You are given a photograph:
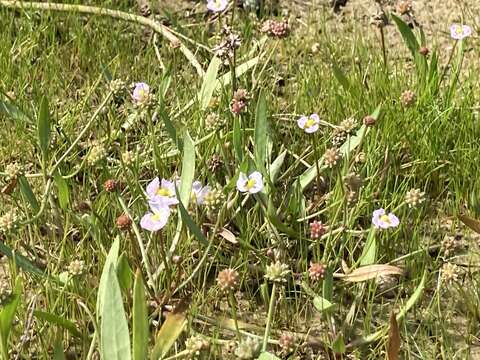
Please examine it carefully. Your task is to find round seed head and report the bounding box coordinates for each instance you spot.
[217,268,240,292]
[116,214,132,231]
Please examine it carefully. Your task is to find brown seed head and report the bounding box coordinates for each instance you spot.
[116,214,132,231]
[103,179,118,192]
[217,268,240,292]
[363,115,376,127]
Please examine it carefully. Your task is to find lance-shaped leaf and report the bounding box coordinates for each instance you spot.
[199,56,221,110]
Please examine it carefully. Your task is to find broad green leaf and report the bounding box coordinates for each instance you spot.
[331,333,346,354]
[117,253,133,292]
[96,237,120,321]
[38,96,51,160]
[133,271,149,360]
[0,96,32,124]
[391,14,419,57]
[359,229,377,266]
[0,278,22,359]
[322,267,333,301]
[100,264,131,360]
[179,131,195,207]
[269,150,286,184]
[313,296,335,312]
[258,352,281,360]
[0,241,45,278]
[33,310,83,338]
[216,56,259,90]
[199,56,222,110]
[233,116,243,162]
[254,91,270,172]
[18,175,40,213]
[53,171,69,210]
[151,302,187,359]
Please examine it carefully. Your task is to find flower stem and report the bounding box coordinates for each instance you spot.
[229,292,241,339]
[262,283,277,352]
[311,135,322,198]
[439,40,458,88]
[379,26,387,69]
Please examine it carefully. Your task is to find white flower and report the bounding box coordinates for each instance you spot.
[236,171,263,194]
[297,113,320,133]
[191,181,211,205]
[207,0,228,12]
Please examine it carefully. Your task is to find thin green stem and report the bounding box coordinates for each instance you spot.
[262,282,277,352]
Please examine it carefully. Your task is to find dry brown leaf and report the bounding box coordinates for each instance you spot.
[334,264,404,282]
[387,311,401,360]
[458,214,480,234]
[1,178,17,195]
[218,227,238,244]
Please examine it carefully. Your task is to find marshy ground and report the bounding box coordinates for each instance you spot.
[0,0,479,359]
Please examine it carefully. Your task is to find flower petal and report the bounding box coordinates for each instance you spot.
[305,124,319,133]
[388,213,400,227]
[297,116,308,129]
[146,177,160,198]
[236,172,249,192]
[310,113,320,122]
[140,212,162,232]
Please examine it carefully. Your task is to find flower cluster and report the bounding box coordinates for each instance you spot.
[230,89,250,115]
[213,26,241,64]
[260,19,290,38]
[140,178,211,232]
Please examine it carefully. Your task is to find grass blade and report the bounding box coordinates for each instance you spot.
[254,91,271,172]
[100,263,131,360]
[0,241,45,278]
[199,56,222,110]
[33,310,83,338]
[133,270,149,360]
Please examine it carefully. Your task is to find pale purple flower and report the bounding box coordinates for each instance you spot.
[450,24,472,40]
[191,181,211,205]
[207,0,228,12]
[372,208,399,229]
[146,177,179,206]
[140,202,170,232]
[297,113,320,133]
[132,82,150,103]
[236,171,263,194]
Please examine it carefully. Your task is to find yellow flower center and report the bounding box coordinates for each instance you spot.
[380,214,391,224]
[246,179,256,190]
[305,118,316,128]
[156,188,171,197]
[151,213,161,221]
